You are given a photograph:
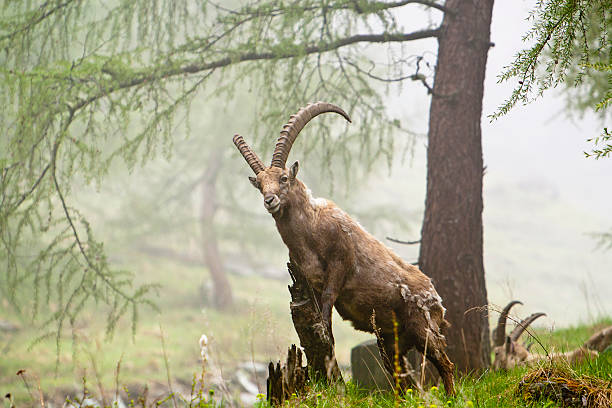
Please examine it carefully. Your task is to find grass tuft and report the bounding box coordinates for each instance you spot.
[518,363,612,407]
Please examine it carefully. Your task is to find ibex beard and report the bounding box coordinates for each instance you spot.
[233,102,455,395]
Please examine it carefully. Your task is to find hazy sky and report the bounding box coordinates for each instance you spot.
[482,1,611,325]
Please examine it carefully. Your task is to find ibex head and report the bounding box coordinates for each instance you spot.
[233,102,351,217]
[492,300,546,370]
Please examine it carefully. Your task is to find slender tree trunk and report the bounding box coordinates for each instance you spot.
[201,152,233,310]
[418,0,494,373]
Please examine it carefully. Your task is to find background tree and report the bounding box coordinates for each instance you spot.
[1,0,494,372]
[418,0,494,373]
[84,94,415,311]
[494,0,610,158]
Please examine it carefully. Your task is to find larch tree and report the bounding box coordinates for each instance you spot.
[1,0,495,372]
[419,0,494,373]
[494,0,610,159]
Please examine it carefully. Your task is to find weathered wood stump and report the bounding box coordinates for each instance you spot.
[287,261,342,382]
[267,345,308,405]
[266,262,342,405]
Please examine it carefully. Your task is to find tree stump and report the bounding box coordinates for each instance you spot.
[267,262,342,405]
[287,261,342,382]
[266,344,308,405]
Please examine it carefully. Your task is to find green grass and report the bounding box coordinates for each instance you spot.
[253,351,612,408]
[1,257,611,407]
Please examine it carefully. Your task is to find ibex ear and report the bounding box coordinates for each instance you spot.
[248,176,259,189]
[290,161,299,180]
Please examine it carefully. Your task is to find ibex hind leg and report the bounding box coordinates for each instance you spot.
[412,333,455,396]
[376,332,419,392]
[402,311,455,396]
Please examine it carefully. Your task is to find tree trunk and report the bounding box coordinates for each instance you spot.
[418,0,494,373]
[201,152,233,310]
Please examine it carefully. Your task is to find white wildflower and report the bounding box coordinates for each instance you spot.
[199,334,209,362]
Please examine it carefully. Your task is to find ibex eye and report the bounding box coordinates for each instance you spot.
[280,176,288,183]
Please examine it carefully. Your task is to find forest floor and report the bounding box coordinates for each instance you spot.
[1,258,611,407]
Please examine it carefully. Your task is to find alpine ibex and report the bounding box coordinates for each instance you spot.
[233,102,455,394]
[492,301,610,370]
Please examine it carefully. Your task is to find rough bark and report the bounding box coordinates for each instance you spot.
[266,344,309,405]
[287,262,342,382]
[418,0,494,373]
[201,152,233,310]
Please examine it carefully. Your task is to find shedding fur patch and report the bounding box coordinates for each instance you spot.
[400,284,411,300]
[330,207,367,234]
[397,283,447,335]
[398,284,442,311]
[306,188,327,209]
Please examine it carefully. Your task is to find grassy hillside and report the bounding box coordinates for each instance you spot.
[1,257,611,407]
[0,259,370,406]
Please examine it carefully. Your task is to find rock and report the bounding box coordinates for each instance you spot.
[237,361,268,376]
[113,397,127,408]
[64,398,99,408]
[0,320,19,332]
[234,369,259,394]
[240,392,257,406]
[350,339,393,391]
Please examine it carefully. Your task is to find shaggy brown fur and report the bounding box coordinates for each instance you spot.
[233,102,455,394]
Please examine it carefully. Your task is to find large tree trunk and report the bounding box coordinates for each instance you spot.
[418,0,494,373]
[201,152,233,310]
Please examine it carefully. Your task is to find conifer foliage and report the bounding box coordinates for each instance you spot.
[494,0,610,121]
[0,0,442,344]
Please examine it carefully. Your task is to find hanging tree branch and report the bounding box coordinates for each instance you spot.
[492,0,609,120]
[0,0,446,340]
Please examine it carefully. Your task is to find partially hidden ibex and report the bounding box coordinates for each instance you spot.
[233,102,455,394]
[492,301,611,370]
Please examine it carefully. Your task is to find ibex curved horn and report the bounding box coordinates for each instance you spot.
[493,300,523,347]
[233,134,265,175]
[509,312,546,342]
[270,102,351,169]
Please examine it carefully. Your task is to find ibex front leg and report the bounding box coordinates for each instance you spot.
[319,257,349,345]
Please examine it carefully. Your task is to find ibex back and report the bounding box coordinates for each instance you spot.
[233,102,455,394]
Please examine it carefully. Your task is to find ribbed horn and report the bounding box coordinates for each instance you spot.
[493,300,523,347]
[233,134,265,175]
[270,102,351,168]
[510,312,546,342]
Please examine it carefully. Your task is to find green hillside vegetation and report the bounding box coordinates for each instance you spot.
[260,355,612,408]
[1,257,611,407]
[0,258,369,406]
